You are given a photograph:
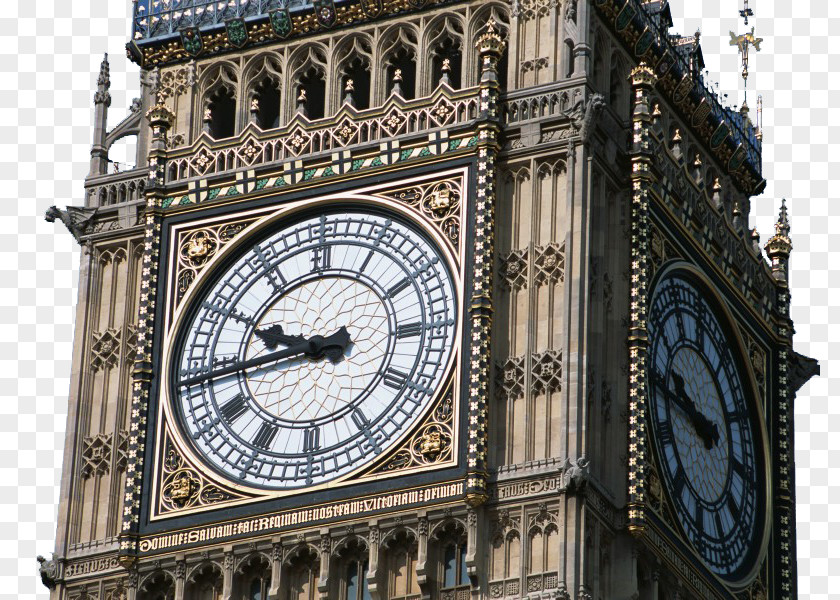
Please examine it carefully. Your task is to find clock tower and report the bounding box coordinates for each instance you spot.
[42,0,817,599]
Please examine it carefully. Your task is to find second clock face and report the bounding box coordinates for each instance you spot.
[648,272,764,582]
[172,210,458,489]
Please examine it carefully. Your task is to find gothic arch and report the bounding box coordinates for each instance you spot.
[378,529,419,600]
[536,158,568,179]
[283,544,320,600]
[233,553,271,600]
[137,570,175,600]
[243,53,284,130]
[332,34,374,111]
[329,536,370,600]
[592,35,610,95]
[198,62,240,140]
[467,5,510,87]
[423,14,466,93]
[377,24,420,102]
[287,44,329,120]
[185,562,224,600]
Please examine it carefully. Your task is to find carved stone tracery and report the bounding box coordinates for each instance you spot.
[369,390,455,474]
[500,248,528,290]
[174,217,258,306]
[532,350,562,394]
[375,175,463,248]
[158,426,254,515]
[534,242,565,286]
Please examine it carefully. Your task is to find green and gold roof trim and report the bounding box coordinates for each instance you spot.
[127,0,458,68]
[158,131,478,210]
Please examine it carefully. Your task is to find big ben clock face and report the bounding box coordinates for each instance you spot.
[647,271,765,582]
[170,209,458,490]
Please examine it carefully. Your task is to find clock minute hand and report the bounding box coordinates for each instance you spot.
[179,326,353,387]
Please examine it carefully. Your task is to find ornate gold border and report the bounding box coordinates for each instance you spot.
[149,167,468,520]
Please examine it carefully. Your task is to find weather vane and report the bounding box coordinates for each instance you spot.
[729,26,763,103]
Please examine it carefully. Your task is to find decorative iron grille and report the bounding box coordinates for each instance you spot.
[132,0,312,41]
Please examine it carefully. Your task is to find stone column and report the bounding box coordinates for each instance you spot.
[365,524,381,600]
[222,547,234,600]
[268,540,283,600]
[415,515,429,594]
[174,557,186,600]
[318,530,331,599]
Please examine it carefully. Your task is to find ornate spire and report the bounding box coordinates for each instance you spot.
[775,197,790,238]
[94,53,111,106]
[764,199,792,285]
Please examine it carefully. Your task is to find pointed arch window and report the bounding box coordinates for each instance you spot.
[431,38,462,89]
[205,86,236,139]
[251,76,281,130]
[341,58,371,110]
[345,559,371,600]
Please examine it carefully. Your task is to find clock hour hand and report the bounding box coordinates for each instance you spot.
[655,372,720,450]
[180,326,353,386]
[670,373,720,450]
[254,324,305,350]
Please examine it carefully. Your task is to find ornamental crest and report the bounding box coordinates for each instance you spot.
[179,27,203,57]
[225,18,248,48]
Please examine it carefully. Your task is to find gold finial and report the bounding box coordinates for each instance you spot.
[297,88,307,102]
[475,17,506,56]
[764,199,792,284]
[671,128,682,143]
[629,61,656,87]
[693,153,702,167]
[392,69,403,83]
[344,78,354,92]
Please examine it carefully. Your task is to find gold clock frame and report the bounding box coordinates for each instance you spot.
[148,168,469,520]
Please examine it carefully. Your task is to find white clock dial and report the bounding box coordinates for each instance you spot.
[173,210,458,489]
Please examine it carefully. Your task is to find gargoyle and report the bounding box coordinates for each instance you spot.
[45,205,98,244]
[576,94,606,143]
[36,554,59,589]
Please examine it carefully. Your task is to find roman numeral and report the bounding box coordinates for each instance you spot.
[727,495,740,519]
[397,322,422,339]
[311,245,331,271]
[359,250,374,273]
[386,277,411,299]
[714,512,725,538]
[672,466,687,496]
[656,419,674,446]
[351,408,370,430]
[302,428,320,453]
[383,367,409,389]
[252,422,278,450]
[219,393,248,424]
[695,504,705,531]
[252,245,286,293]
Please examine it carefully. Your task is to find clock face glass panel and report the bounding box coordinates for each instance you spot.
[171,210,458,490]
[648,273,763,581]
